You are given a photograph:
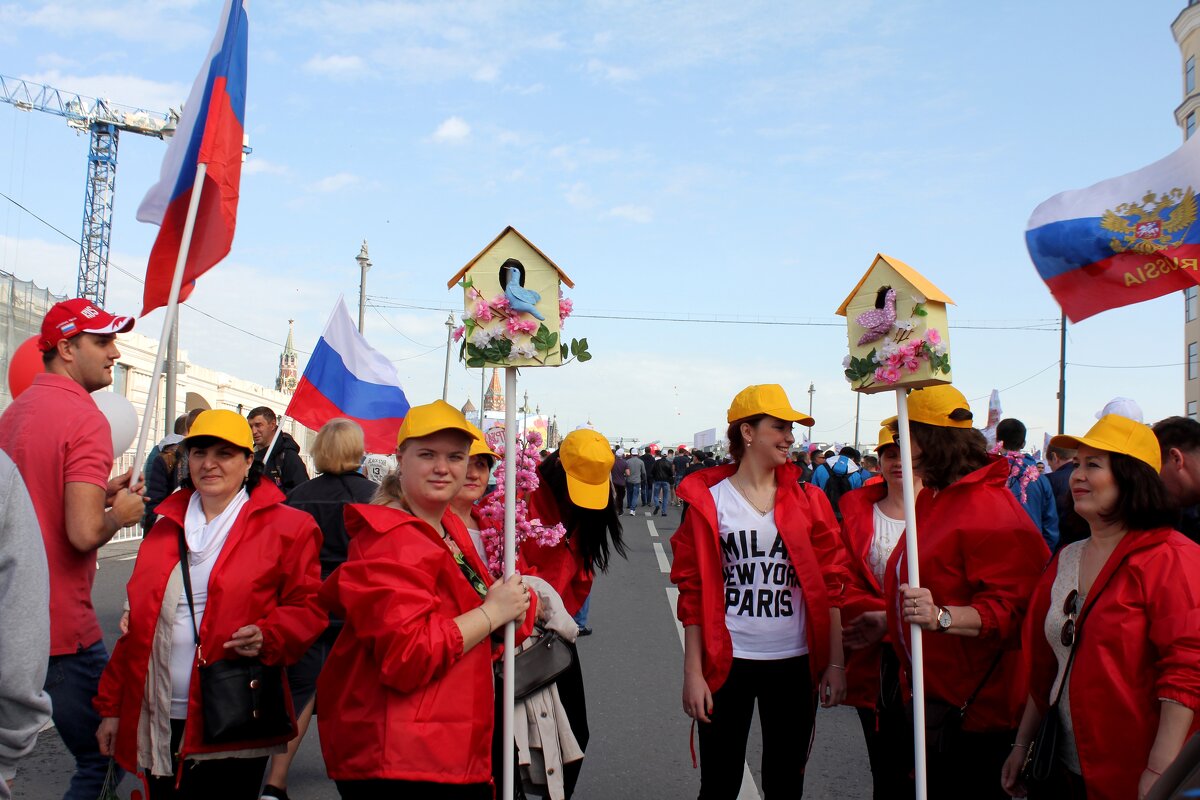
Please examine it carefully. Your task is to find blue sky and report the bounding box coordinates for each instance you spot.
[0,0,1194,450]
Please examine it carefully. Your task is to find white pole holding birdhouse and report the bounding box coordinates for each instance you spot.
[895,388,929,800]
[502,366,518,799]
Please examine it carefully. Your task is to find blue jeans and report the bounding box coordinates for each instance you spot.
[573,594,591,628]
[626,483,642,510]
[45,640,123,800]
[652,481,670,513]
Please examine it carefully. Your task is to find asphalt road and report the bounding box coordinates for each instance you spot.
[16,501,872,800]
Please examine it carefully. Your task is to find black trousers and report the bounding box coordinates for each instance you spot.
[855,648,915,799]
[697,656,814,800]
[335,780,491,799]
[926,727,1013,800]
[144,719,268,800]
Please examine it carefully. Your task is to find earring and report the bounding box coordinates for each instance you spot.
[745,440,752,448]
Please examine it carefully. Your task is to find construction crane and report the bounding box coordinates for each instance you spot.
[0,74,178,307]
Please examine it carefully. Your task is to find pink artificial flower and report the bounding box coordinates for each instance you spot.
[874,365,902,384]
[886,351,904,369]
[925,328,942,346]
[559,295,574,326]
[467,287,481,301]
[491,293,510,311]
[506,317,538,335]
[473,301,493,323]
[452,325,465,342]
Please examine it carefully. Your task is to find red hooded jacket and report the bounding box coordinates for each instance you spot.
[94,482,325,772]
[317,504,531,784]
[1023,527,1200,800]
[837,481,895,709]
[670,462,848,691]
[884,457,1049,732]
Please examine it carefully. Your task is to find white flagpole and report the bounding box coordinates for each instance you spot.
[502,366,518,799]
[895,388,928,800]
[261,424,282,465]
[130,163,209,484]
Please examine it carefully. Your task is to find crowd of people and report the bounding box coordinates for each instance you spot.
[5,297,1200,800]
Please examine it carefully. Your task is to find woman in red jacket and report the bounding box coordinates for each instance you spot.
[1000,414,1200,800]
[94,410,326,799]
[316,400,531,799]
[838,423,918,798]
[884,385,1048,800]
[670,384,849,799]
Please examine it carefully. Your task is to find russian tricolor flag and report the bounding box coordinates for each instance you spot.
[137,0,248,317]
[286,299,410,454]
[1026,133,1200,323]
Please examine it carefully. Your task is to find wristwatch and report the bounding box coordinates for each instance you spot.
[936,606,953,631]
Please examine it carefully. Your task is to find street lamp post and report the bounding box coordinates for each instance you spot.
[807,382,816,446]
[442,312,456,402]
[355,240,371,334]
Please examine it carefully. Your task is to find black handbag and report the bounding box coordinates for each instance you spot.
[1022,556,1121,785]
[502,628,575,700]
[923,650,1004,755]
[178,531,293,744]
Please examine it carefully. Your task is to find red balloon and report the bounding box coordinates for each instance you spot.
[8,336,42,399]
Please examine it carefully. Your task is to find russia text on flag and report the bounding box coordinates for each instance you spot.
[286,299,410,454]
[1026,132,1200,323]
[137,0,248,317]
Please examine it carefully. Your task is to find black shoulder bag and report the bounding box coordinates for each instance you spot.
[178,530,293,744]
[924,649,1005,754]
[1022,565,1116,785]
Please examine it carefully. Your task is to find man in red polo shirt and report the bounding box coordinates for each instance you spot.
[0,298,145,800]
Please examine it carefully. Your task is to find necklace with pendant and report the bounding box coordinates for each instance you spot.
[732,476,774,515]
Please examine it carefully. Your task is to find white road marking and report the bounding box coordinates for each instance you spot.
[652,542,671,574]
[665,588,761,799]
[646,519,658,537]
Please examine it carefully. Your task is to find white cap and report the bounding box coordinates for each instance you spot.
[157,433,185,448]
[1095,397,1143,423]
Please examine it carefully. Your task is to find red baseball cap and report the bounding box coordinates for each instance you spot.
[38,298,134,352]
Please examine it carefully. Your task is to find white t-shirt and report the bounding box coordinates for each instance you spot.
[467,526,488,564]
[869,503,906,584]
[710,479,808,660]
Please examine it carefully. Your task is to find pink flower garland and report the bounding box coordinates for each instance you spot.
[477,428,566,575]
[994,447,1039,504]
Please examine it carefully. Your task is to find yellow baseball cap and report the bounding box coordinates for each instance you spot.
[465,421,499,461]
[559,429,615,510]
[727,384,814,426]
[1049,414,1161,472]
[877,424,897,451]
[906,385,974,429]
[184,409,255,452]
[396,400,480,448]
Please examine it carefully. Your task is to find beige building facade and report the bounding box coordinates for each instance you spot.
[1174,1,1200,419]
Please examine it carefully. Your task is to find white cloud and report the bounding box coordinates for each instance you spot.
[431,116,471,144]
[586,58,637,83]
[3,2,208,44]
[242,158,289,177]
[310,172,360,192]
[304,54,368,79]
[17,70,187,116]
[473,64,499,82]
[607,205,654,224]
[564,182,595,209]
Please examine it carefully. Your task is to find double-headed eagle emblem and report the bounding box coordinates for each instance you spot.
[1100,187,1196,255]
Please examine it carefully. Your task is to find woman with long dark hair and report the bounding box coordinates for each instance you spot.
[670,384,849,799]
[95,410,325,799]
[837,424,918,798]
[884,385,1048,800]
[1000,414,1200,800]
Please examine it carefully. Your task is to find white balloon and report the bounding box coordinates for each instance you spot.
[91,391,139,455]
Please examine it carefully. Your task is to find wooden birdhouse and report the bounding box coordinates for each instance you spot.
[449,226,584,369]
[836,254,954,394]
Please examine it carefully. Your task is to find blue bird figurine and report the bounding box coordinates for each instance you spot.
[503,263,544,320]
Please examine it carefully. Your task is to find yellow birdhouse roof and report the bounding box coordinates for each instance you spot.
[835,253,954,316]
[447,225,576,289]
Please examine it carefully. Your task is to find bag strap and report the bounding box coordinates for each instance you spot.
[960,649,1005,713]
[176,529,203,661]
[1048,548,1125,707]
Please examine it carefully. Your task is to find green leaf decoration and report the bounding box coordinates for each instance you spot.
[560,344,569,360]
[546,331,558,350]
[496,338,513,357]
[578,352,592,362]
[914,303,928,317]
[467,355,486,368]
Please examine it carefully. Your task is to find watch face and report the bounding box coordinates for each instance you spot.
[938,608,952,629]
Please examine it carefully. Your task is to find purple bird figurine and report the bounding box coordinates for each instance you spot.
[855,286,896,345]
